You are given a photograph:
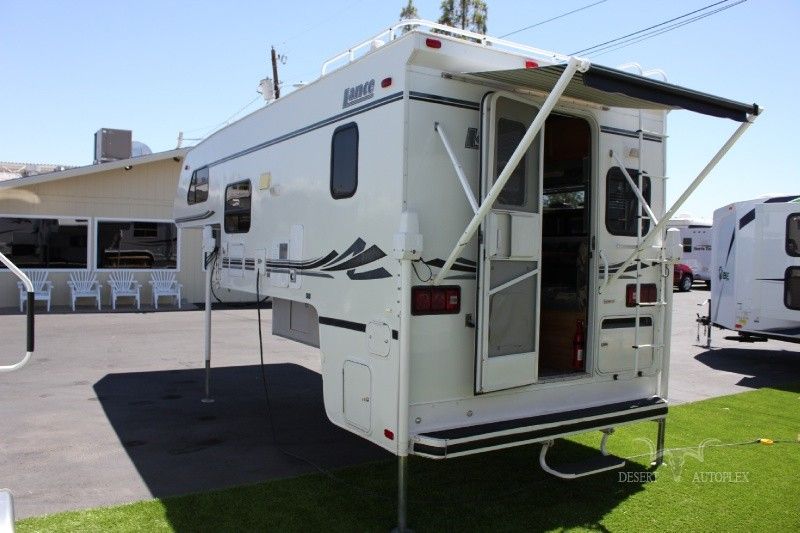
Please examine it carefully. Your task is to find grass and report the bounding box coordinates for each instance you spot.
[18,384,800,532]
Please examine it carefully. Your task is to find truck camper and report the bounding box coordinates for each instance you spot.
[707,195,800,344]
[173,19,760,528]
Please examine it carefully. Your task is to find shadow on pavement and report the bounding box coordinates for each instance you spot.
[695,347,800,391]
[93,363,390,499]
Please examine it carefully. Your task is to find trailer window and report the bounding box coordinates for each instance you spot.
[187,167,209,205]
[683,238,692,253]
[330,123,358,199]
[787,213,800,257]
[0,216,89,269]
[786,267,800,310]
[96,220,178,269]
[495,118,527,206]
[224,180,251,233]
[605,167,651,236]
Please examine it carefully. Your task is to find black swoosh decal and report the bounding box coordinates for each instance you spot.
[323,245,386,271]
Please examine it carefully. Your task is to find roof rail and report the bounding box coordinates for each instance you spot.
[320,18,570,76]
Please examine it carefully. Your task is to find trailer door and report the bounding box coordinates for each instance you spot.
[476,93,542,393]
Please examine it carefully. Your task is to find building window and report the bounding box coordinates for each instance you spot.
[96,220,178,269]
[495,118,527,206]
[187,167,209,205]
[0,216,88,269]
[787,213,800,257]
[786,267,800,310]
[683,237,692,253]
[224,180,251,233]
[606,167,651,236]
[330,122,358,199]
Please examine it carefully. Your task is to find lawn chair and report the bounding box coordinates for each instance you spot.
[67,270,102,311]
[18,270,53,312]
[149,270,182,309]
[107,271,141,310]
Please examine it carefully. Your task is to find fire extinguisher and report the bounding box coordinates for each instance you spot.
[572,319,585,370]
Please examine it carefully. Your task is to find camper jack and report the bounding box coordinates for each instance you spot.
[174,19,759,530]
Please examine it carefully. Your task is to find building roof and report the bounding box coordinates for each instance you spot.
[0,161,76,182]
[0,148,189,190]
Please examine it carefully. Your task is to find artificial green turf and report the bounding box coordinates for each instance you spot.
[18,384,800,532]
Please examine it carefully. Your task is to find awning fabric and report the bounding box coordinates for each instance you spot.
[465,64,759,122]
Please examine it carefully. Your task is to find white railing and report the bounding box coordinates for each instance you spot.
[0,252,34,372]
[321,18,570,76]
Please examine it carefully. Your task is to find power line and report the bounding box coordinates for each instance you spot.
[571,0,742,56]
[500,0,609,39]
[587,1,746,58]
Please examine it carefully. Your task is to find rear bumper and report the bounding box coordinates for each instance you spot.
[411,396,667,459]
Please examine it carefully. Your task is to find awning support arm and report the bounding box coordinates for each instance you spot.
[599,112,759,293]
[433,56,589,285]
[434,122,479,214]
[610,150,659,226]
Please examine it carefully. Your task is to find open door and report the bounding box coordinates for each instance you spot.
[476,93,543,393]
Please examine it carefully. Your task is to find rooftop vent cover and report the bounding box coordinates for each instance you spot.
[94,128,132,164]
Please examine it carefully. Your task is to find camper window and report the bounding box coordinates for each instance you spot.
[224,180,252,233]
[0,216,89,270]
[786,213,800,257]
[187,167,209,205]
[96,219,178,269]
[605,167,651,236]
[496,118,527,206]
[330,122,358,199]
[683,238,692,253]
[785,267,800,310]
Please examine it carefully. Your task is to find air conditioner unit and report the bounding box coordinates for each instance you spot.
[94,128,132,164]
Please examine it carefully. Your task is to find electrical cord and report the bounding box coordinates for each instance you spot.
[411,257,433,283]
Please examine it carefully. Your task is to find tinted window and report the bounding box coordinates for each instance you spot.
[224,180,251,233]
[683,237,692,253]
[97,220,177,269]
[786,267,800,310]
[330,123,358,199]
[495,118,527,206]
[787,213,800,257]
[0,217,88,269]
[606,167,651,236]
[187,167,209,205]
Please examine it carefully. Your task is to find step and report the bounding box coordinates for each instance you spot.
[539,440,626,479]
[411,396,667,459]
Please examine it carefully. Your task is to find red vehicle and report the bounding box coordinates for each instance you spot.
[674,263,694,292]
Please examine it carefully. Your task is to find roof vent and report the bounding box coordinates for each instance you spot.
[132,141,153,157]
[94,128,132,164]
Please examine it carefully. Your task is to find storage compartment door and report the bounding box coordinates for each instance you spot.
[343,361,371,433]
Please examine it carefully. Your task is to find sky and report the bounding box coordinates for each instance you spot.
[1,0,797,218]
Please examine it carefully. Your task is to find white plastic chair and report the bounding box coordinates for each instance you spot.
[149,270,182,309]
[18,270,53,312]
[67,270,101,311]
[107,271,141,310]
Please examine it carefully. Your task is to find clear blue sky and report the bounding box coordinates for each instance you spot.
[1,0,796,218]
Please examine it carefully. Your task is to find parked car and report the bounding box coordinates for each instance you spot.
[674,263,694,292]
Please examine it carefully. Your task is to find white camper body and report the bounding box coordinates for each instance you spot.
[173,20,759,483]
[667,214,713,284]
[711,195,800,343]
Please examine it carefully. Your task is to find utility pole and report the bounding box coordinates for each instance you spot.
[270,46,281,99]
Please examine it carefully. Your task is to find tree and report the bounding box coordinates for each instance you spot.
[398,0,419,34]
[437,0,487,34]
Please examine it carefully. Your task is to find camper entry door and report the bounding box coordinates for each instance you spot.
[476,93,543,393]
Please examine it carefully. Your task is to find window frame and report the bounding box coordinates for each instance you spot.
[786,212,800,257]
[330,122,359,200]
[605,166,652,237]
[187,166,210,205]
[785,266,800,311]
[682,237,693,253]
[94,217,181,272]
[0,213,91,272]
[224,179,252,234]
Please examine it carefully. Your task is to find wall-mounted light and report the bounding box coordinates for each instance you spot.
[124,165,133,171]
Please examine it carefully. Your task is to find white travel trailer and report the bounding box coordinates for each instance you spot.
[709,195,800,344]
[667,214,713,286]
[173,20,759,527]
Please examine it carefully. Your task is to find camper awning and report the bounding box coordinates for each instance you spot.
[465,64,759,122]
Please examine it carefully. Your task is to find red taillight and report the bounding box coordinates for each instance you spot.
[626,284,657,307]
[525,59,539,69]
[412,286,460,315]
[384,428,395,440]
[381,77,392,88]
[425,38,442,49]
